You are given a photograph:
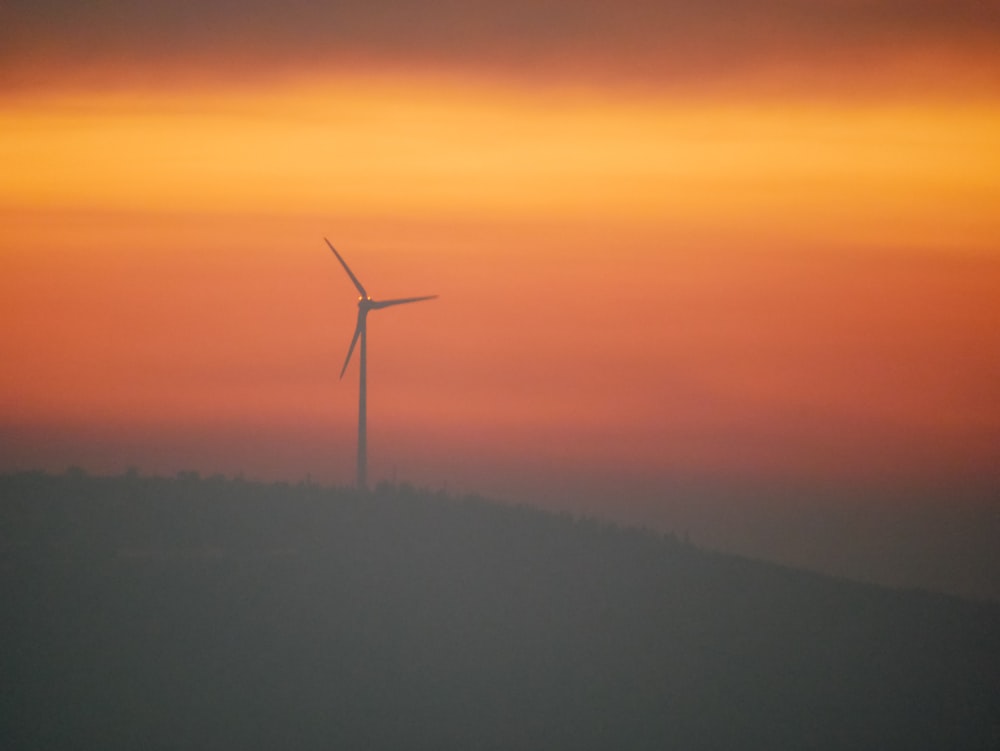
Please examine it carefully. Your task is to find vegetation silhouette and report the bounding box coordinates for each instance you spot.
[2,469,998,750]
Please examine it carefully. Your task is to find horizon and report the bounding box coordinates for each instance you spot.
[2,1,999,603]
[3,463,997,604]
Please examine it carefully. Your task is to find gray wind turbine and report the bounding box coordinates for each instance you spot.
[326,238,437,491]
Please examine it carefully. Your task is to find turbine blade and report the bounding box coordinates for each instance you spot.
[370,294,438,310]
[325,238,368,298]
[340,312,364,379]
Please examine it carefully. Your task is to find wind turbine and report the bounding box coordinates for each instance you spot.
[326,238,437,491]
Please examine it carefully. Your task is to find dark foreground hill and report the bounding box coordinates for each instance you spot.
[1,471,998,750]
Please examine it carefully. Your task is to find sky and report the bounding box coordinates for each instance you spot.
[2,0,999,598]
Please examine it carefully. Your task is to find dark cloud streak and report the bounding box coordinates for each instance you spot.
[2,1,999,92]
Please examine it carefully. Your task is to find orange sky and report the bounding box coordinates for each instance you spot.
[2,0,999,596]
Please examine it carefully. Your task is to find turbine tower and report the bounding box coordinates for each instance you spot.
[326,238,437,491]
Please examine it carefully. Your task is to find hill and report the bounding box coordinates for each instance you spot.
[1,470,998,749]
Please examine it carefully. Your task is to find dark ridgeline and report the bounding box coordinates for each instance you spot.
[1,471,997,750]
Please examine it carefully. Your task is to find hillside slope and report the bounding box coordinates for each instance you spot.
[2,471,998,750]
